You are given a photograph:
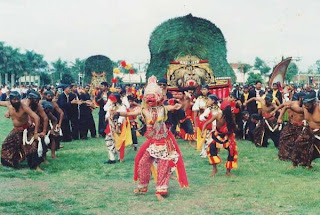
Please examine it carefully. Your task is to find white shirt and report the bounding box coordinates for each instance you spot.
[192,97,207,111]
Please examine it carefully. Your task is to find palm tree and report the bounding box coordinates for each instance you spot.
[51,58,69,84]
[0,43,12,85]
[71,58,85,85]
[6,48,25,86]
[24,50,48,84]
[0,44,25,86]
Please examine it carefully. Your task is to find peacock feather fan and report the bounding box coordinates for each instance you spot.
[147,14,235,82]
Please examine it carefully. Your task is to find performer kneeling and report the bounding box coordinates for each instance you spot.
[202,101,238,178]
[244,94,280,148]
[115,76,188,201]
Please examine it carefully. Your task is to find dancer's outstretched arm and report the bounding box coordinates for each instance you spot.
[118,107,142,117]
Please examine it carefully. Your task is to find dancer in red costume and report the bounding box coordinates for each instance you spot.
[116,76,188,201]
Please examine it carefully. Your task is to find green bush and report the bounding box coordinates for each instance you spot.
[84,55,113,83]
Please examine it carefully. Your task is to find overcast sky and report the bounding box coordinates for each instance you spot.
[0,0,319,72]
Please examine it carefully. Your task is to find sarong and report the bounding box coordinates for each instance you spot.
[291,127,320,167]
[1,129,25,168]
[278,122,303,161]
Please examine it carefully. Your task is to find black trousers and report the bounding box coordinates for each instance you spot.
[262,128,280,148]
[131,125,138,145]
[26,139,45,169]
[70,116,80,140]
[79,114,96,139]
[180,119,194,134]
[98,110,106,137]
[61,118,72,142]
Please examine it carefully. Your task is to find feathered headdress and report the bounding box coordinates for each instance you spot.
[144,75,162,101]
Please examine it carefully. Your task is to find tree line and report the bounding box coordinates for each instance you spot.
[2,42,318,87]
[239,57,300,85]
[0,42,85,86]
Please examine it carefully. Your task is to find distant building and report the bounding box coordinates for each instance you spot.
[292,74,320,86]
[19,75,40,85]
[230,63,248,84]
[230,63,269,84]
[114,73,146,84]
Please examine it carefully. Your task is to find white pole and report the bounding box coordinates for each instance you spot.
[11,73,15,87]
[4,73,8,85]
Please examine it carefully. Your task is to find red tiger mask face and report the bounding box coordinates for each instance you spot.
[145,94,157,106]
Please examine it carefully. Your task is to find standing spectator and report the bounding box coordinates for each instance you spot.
[69,83,81,140]
[247,81,262,115]
[57,84,81,142]
[240,85,249,109]
[232,84,241,100]
[79,85,96,139]
[272,83,283,104]
[95,82,110,137]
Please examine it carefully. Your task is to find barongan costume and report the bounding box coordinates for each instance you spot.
[133,76,188,196]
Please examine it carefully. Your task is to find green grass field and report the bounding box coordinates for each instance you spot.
[0,107,320,215]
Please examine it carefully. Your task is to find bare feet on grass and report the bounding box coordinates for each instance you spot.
[134,187,148,195]
[211,164,218,178]
[43,160,49,165]
[188,141,196,149]
[36,166,43,172]
[225,169,234,177]
[170,174,177,180]
[156,194,165,201]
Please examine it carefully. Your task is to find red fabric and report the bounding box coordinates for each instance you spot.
[168,99,175,105]
[104,124,110,135]
[120,61,126,67]
[220,101,231,111]
[108,95,117,103]
[134,131,189,188]
[217,123,237,157]
[217,88,222,98]
[262,112,274,119]
[230,101,240,114]
[14,123,30,131]
[228,133,237,159]
[119,142,125,160]
[185,107,193,118]
[217,123,228,134]
[197,114,213,130]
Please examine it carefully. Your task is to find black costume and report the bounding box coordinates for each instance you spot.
[79,92,96,139]
[57,92,72,142]
[69,92,80,140]
[95,91,110,137]
[247,89,259,115]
